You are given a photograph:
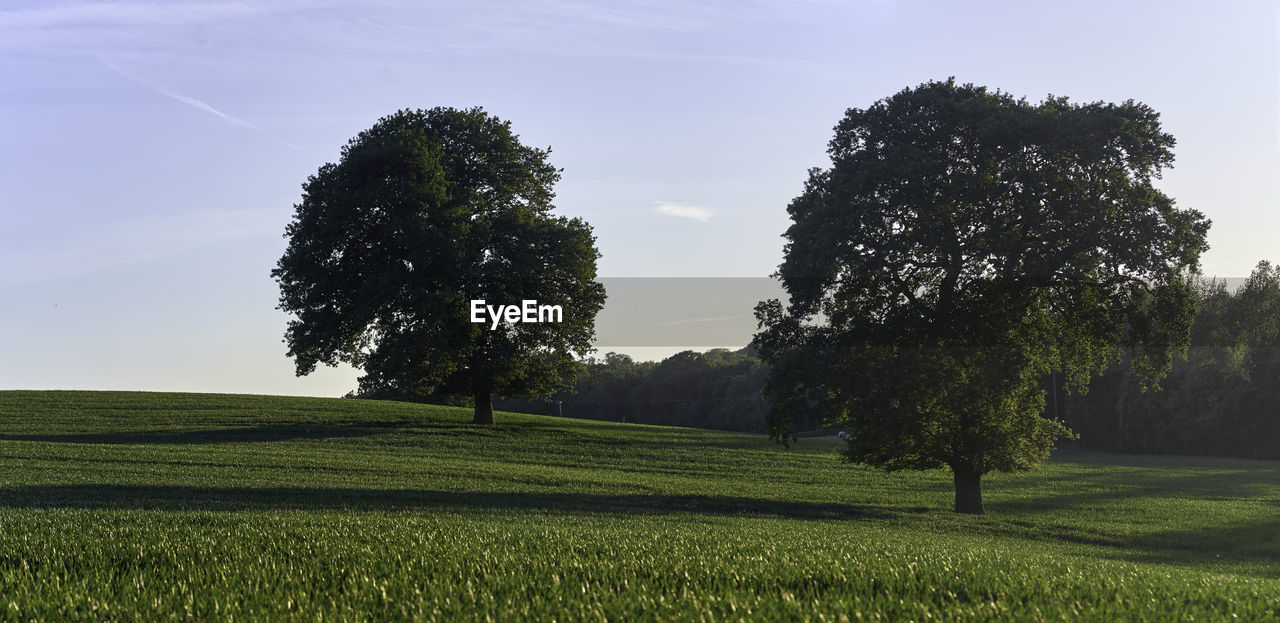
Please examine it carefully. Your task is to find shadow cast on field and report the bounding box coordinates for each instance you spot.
[983,461,1280,579]
[0,484,894,521]
[1115,514,1280,576]
[0,422,408,445]
[992,463,1280,514]
[972,513,1280,580]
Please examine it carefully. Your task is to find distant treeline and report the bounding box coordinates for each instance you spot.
[357,262,1280,456]
[500,263,1280,457]
[495,348,770,433]
[1062,261,1280,460]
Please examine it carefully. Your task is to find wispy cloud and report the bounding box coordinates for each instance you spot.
[0,2,265,29]
[657,315,741,327]
[99,58,302,149]
[654,203,713,222]
[101,58,251,126]
[1,207,288,287]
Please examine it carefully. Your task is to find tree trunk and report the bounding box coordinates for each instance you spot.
[952,461,985,514]
[472,389,494,425]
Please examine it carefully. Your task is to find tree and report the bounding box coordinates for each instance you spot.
[753,79,1210,514]
[272,107,607,424]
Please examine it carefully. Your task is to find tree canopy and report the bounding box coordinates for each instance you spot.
[272,107,606,424]
[754,79,1210,513]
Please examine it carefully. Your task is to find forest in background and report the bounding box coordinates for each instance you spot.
[379,261,1280,458]
[493,347,770,433]
[1062,261,1280,459]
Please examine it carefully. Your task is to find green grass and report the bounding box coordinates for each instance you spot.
[0,390,1277,621]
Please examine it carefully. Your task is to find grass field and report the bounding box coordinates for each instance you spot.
[0,390,1277,621]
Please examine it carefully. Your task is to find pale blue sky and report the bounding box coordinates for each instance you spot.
[2,1,1277,396]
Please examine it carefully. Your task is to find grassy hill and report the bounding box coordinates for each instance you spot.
[0,390,1277,620]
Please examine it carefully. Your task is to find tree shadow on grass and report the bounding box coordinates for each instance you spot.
[984,465,1280,579]
[965,514,1280,580]
[0,484,894,521]
[0,421,409,445]
[1115,513,1280,575]
[991,461,1280,514]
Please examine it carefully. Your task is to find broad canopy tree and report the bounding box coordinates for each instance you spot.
[273,107,606,424]
[754,79,1210,514]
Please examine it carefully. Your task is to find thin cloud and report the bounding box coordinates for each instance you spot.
[0,2,265,29]
[657,315,741,327]
[1,208,287,287]
[99,58,303,150]
[100,58,250,126]
[655,203,713,222]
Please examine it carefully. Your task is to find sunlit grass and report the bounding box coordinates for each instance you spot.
[1,390,1277,620]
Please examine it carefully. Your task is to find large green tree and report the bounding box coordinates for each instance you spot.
[754,79,1210,513]
[272,107,606,424]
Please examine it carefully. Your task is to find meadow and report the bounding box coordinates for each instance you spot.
[0,390,1276,620]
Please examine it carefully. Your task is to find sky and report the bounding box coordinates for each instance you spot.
[1,0,1277,397]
